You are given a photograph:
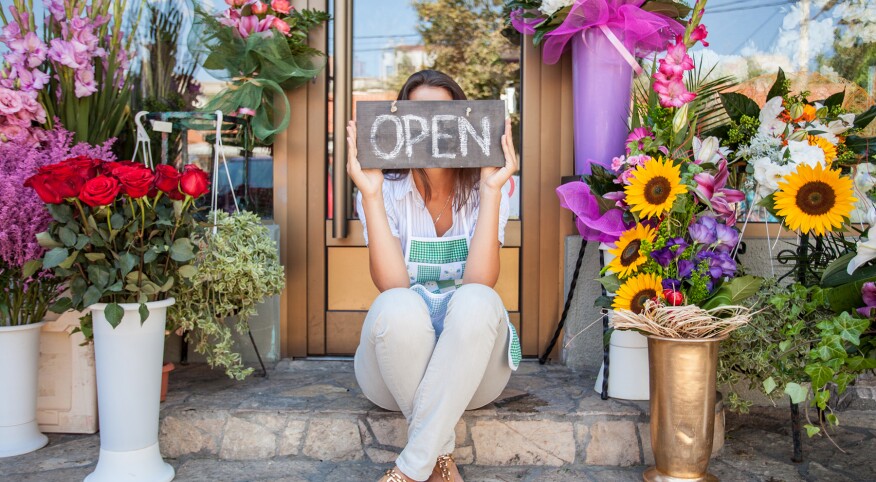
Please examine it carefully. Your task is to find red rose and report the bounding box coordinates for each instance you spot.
[59,156,102,180]
[154,164,182,195]
[24,172,63,204]
[113,165,155,198]
[179,164,210,198]
[101,160,142,176]
[79,176,122,207]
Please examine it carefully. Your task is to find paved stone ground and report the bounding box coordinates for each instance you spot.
[3,360,875,481]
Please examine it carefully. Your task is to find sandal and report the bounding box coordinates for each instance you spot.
[380,467,413,482]
[434,454,456,482]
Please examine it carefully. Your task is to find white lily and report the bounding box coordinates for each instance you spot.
[785,140,826,167]
[758,96,787,137]
[848,237,876,275]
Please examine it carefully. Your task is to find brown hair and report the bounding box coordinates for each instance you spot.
[384,70,480,209]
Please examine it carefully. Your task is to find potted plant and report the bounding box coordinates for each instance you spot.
[170,210,285,380]
[25,157,210,482]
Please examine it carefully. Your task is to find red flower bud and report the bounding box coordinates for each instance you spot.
[179,164,210,199]
[113,165,156,199]
[79,176,121,207]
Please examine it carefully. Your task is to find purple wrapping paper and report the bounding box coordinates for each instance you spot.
[572,29,633,175]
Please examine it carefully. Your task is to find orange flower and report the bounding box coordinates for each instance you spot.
[800,104,817,122]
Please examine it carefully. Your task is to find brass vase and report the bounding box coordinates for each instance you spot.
[643,335,727,482]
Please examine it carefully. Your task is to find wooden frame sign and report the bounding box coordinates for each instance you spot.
[356,100,506,169]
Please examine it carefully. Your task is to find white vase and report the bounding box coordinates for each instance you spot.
[0,322,49,457]
[594,243,651,401]
[86,299,175,482]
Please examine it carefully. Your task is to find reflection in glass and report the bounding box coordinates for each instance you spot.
[327,0,522,220]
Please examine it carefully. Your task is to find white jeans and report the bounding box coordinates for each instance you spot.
[354,284,512,481]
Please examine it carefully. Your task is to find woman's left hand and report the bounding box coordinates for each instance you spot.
[480,118,518,194]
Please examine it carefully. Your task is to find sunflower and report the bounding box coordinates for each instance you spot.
[613,273,663,314]
[624,157,687,218]
[774,163,856,235]
[808,135,837,164]
[607,224,656,278]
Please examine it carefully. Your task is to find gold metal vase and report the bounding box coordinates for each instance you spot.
[643,334,727,482]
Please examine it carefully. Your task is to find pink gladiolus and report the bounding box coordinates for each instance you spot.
[658,42,694,77]
[690,25,709,47]
[271,0,292,14]
[654,72,696,108]
[47,39,88,69]
[271,17,291,35]
[10,32,47,69]
[45,0,66,21]
[74,68,97,98]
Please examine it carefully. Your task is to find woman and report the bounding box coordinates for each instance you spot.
[347,70,520,482]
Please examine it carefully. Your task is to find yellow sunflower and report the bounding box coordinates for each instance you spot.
[624,157,687,218]
[774,163,856,235]
[613,273,663,314]
[808,135,837,165]
[607,224,656,278]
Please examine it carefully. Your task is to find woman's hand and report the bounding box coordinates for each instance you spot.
[346,120,384,198]
[480,118,518,194]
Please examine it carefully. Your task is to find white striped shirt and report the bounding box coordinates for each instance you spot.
[356,174,510,249]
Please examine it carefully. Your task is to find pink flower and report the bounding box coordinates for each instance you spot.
[10,32,47,69]
[627,154,651,167]
[626,127,654,154]
[47,39,88,69]
[74,68,97,98]
[45,0,66,21]
[271,17,291,35]
[693,160,745,224]
[658,42,694,77]
[690,25,709,47]
[610,155,625,172]
[271,0,292,14]
[1,23,21,44]
[251,1,268,15]
[654,72,696,108]
[236,15,260,37]
[20,92,46,124]
[0,88,23,115]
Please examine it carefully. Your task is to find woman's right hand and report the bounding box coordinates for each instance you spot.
[346,120,384,198]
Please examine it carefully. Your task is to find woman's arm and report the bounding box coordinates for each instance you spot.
[347,121,410,291]
[463,118,518,287]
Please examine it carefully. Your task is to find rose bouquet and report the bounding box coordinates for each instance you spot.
[557,19,760,338]
[24,157,211,331]
[190,0,329,143]
[1,0,138,145]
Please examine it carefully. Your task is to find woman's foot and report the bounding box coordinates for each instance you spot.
[427,454,463,482]
[379,466,420,482]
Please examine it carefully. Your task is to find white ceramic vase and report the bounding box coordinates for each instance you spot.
[594,243,651,400]
[0,322,49,457]
[86,299,175,482]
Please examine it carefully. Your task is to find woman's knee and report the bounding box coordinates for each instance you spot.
[445,284,505,335]
[364,288,432,340]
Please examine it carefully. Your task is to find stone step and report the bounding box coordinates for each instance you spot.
[157,360,723,468]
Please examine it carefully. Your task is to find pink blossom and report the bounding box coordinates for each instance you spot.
[690,25,709,47]
[654,72,696,108]
[626,127,654,154]
[614,169,636,185]
[0,88,23,115]
[627,154,650,167]
[45,0,67,21]
[610,155,625,172]
[658,42,694,77]
[236,15,261,37]
[251,1,268,14]
[74,68,97,97]
[271,0,292,14]
[48,39,88,69]
[1,23,21,44]
[20,93,46,124]
[271,17,291,35]
[10,32,48,69]
[693,160,745,224]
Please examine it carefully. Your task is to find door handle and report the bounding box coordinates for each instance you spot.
[332,0,352,239]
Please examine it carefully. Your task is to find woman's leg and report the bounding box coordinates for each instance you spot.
[397,284,509,481]
[354,288,437,419]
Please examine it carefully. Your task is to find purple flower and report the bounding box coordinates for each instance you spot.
[652,237,688,267]
[714,224,739,253]
[626,127,655,154]
[74,67,97,98]
[678,259,695,279]
[695,250,737,281]
[48,39,87,69]
[45,0,67,21]
[689,216,718,245]
[10,32,47,69]
[556,181,632,244]
[662,278,681,290]
[857,282,876,318]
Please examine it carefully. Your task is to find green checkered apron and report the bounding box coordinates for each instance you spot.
[404,196,521,370]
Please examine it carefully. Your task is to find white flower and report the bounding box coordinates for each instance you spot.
[758,96,787,137]
[808,121,839,144]
[752,157,793,199]
[538,0,574,16]
[848,237,876,275]
[785,140,825,167]
[855,163,876,194]
[826,113,856,137]
[693,136,725,164]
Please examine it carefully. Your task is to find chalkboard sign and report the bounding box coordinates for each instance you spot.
[355,100,506,169]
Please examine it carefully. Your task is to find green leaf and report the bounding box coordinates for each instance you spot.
[139,303,149,325]
[720,92,760,121]
[49,297,73,313]
[833,312,869,345]
[784,382,808,404]
[82,285,102,308]
[84,253,106,262]
[821,90,845,109]
[599,274,621,294]
[47,204,73,223]
[763,377,777,395]
[22,259,42,278]
[36,231,62,248]
[58,250,79,270]
[58,226,77,247]
[87,264,110,289]
[805,364,834,390]
[178,264,198,279]
[118,252,138,278]
[804,424,821,437]
[846,356,876,372]
[825,413,838,426]
[143,248,158,264]
[169,238,195,262]
[767,68,788,100]
[43,247,70,269]
[853,105,876,130]
[815,335,845,362]
[104,303,124,329]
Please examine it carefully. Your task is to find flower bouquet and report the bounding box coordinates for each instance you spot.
[190,0,329,143]
[1,0,137,145]
[24,156,211,480]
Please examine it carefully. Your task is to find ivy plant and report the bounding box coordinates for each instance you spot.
[170,210,285,379]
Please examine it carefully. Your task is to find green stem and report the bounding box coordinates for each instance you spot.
[73,200,92,236]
